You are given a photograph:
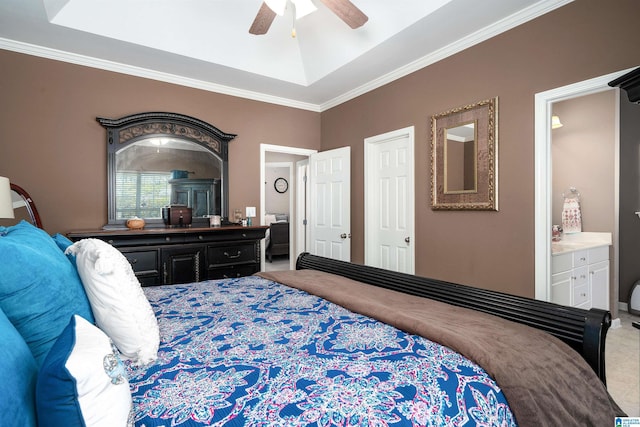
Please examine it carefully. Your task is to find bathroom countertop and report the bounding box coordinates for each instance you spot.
[551,232,612,255]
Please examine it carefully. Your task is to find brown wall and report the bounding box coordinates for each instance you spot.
[319,0,640,297]
[552,91,615,232]
[2,0,639,300]
[0,50,321,233]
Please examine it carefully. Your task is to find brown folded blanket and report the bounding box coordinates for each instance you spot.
[257,269,623,426]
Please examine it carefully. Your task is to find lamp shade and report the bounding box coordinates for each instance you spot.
[0,177,15,219]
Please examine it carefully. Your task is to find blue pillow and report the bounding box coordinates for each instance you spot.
[51,232,74,252]
[0,307,38,427]
[36,315,132,427]
[0,220,94,365]
[51,232,77,266]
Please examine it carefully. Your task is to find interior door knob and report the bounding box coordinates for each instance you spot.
[405,237,411,243]
[340,233,347,239]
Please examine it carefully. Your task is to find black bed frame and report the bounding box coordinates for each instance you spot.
[296,253,611,385]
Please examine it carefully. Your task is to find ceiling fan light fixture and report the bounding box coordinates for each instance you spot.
[265,0,287,16]
[291,0,317,19]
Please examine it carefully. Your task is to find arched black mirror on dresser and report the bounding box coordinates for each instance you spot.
[99,112,236,228]
[69,113,267,286]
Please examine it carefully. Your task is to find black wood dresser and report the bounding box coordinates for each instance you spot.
[68,226,268,286]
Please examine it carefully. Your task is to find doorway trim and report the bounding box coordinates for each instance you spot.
[260,143,317,270]
[534,68,631,305]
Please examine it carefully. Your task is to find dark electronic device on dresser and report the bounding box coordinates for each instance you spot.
[162,205,192,227]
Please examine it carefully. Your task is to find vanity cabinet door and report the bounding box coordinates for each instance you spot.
[551,271,572,306]
[589,260,609,310]
[161,245,205,285]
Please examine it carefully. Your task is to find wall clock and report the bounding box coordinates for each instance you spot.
[274,177,288,193]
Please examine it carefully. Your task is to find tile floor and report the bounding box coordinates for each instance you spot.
[607,311,640,416]
[264,256,291,272]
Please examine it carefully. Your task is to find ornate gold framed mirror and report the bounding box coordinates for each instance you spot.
[430,97,498,210]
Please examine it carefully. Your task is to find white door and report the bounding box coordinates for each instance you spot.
[309,147,351,261]
[364,127,415,274]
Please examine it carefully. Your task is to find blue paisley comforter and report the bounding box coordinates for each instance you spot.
[127,275,516,427]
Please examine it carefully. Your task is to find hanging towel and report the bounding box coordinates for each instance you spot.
[562,196,582,234]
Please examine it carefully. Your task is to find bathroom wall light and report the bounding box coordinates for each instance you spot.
[551,115,563,129]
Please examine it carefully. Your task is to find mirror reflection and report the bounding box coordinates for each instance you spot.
[115,138,222,220]
[100,112,235,228]
[445,122,477,193]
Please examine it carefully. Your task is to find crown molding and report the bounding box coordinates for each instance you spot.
[1,0,570,113]
[0,38,322,113]
[319,0,572,111]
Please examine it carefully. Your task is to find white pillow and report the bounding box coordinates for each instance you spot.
[264,214,277,225]
[36,315,133,427]
[66,239,159,365]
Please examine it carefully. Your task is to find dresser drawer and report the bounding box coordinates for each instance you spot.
[207,243,258,266]
[573,283,590,307]
[121,249,159,274]
[572,250,589,267]
[207,264,260,280]
[588,246,608,264]
[572,265,589,287]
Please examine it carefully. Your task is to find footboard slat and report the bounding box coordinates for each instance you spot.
[296,253,611,384]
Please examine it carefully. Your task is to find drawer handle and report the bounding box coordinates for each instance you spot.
[198,235,203,240]
[129,258,138,264]
[580,257,586,261]
[224,251,242,259]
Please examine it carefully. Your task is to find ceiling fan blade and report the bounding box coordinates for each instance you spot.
[319,0,368,29]
[249,2,277,35]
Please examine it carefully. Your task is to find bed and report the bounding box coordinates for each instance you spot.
[265,214,290,262]
[266,221,290,262]
[0,221,625,427]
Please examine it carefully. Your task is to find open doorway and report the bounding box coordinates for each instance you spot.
[533,68,634,319]
[260,144,317,271]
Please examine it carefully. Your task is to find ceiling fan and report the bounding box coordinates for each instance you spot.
[249,0,368,36]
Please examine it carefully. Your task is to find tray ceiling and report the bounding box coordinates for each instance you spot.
[0,0,569,110]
